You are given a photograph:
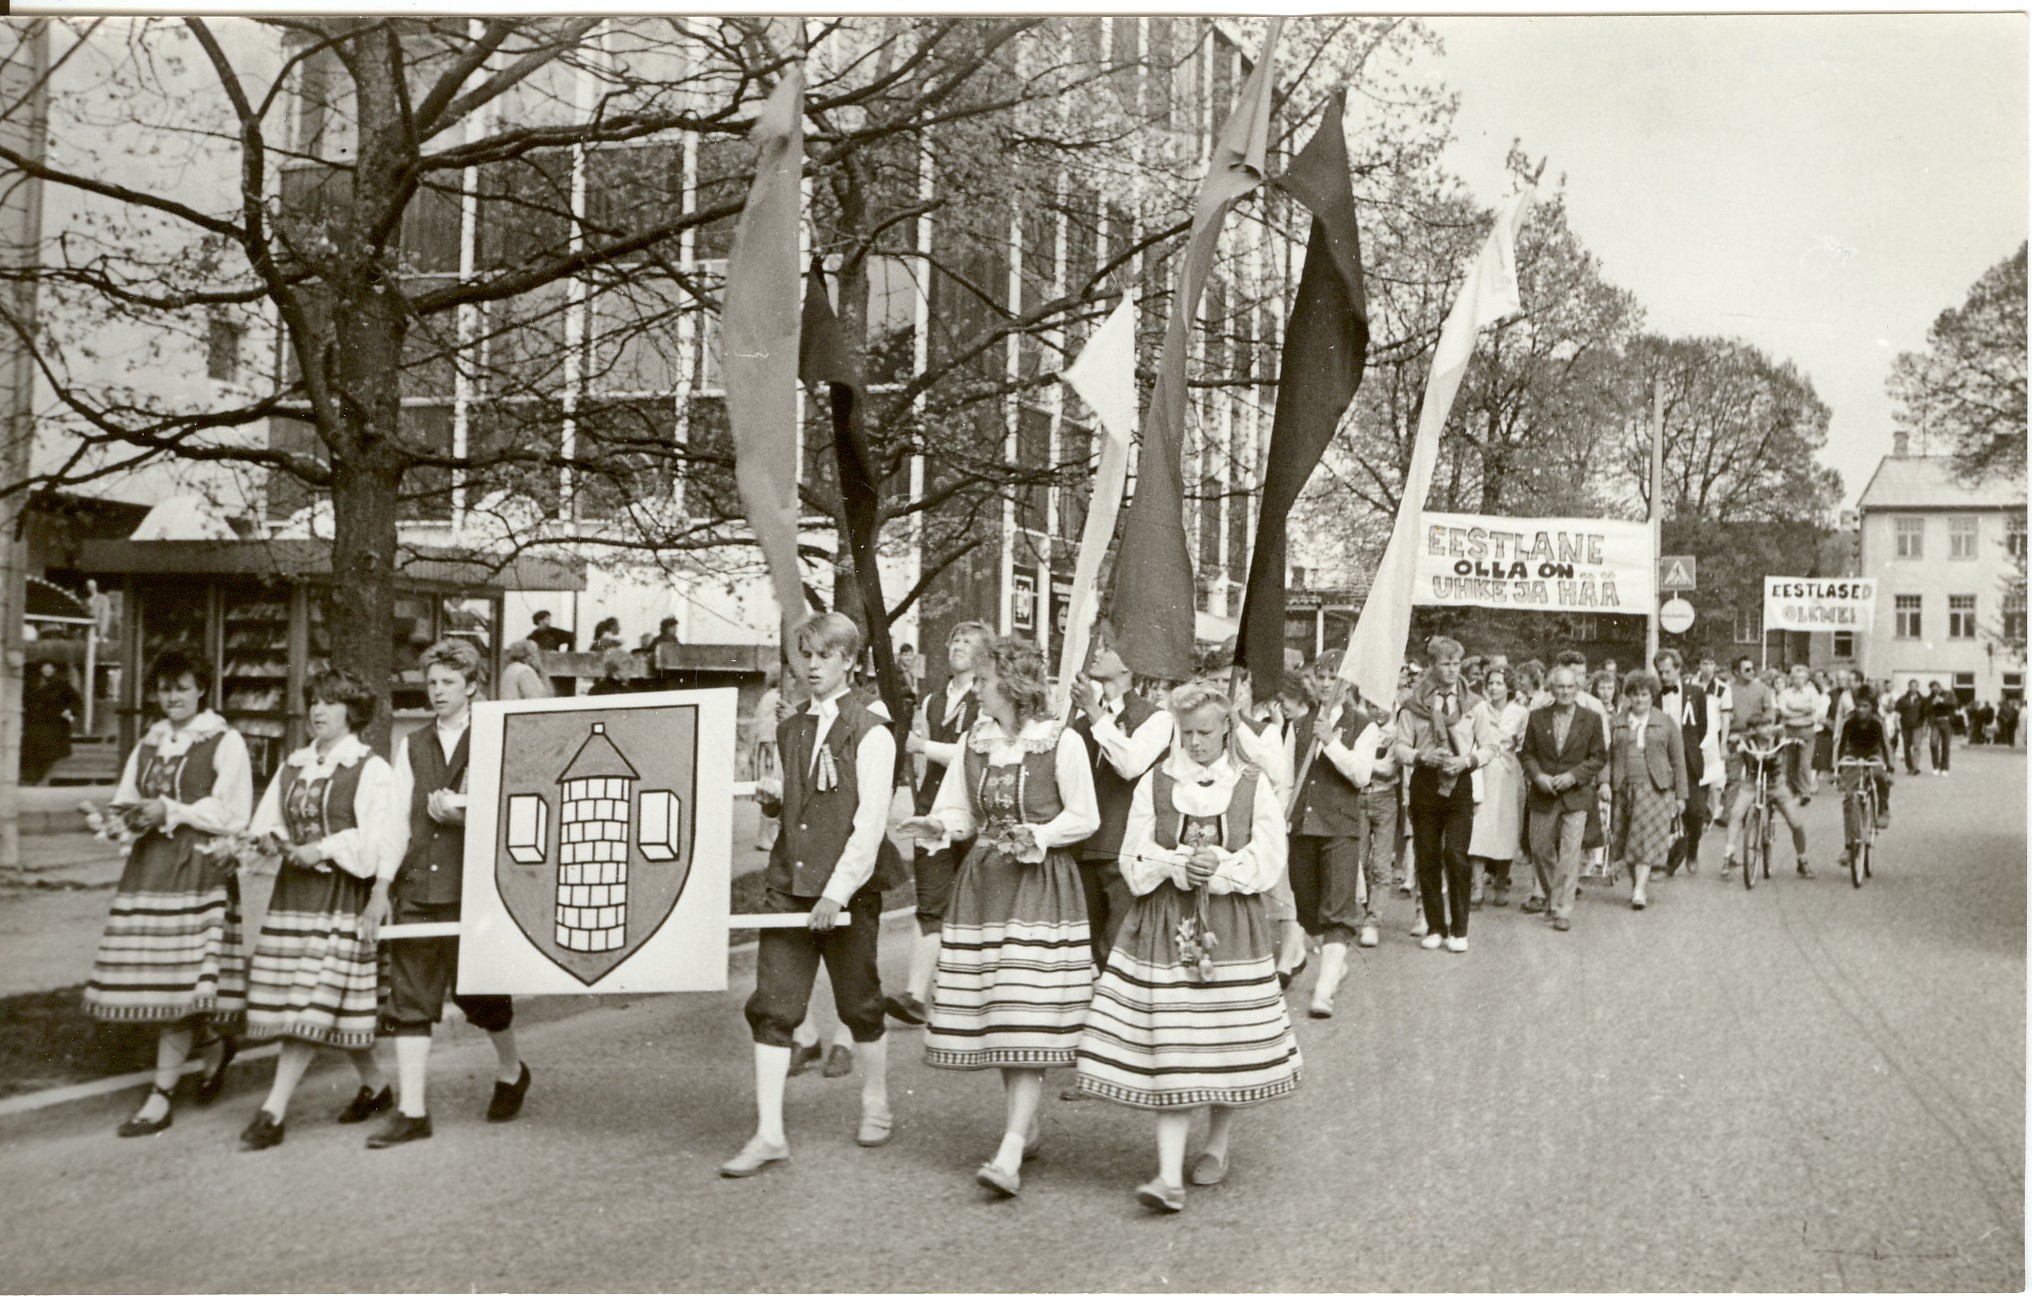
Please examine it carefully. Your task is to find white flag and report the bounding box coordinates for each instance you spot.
[1340,189,1536,710]
[1054,293,1138,714]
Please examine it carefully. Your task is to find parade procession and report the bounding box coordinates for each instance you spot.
[0,12,2024,1294]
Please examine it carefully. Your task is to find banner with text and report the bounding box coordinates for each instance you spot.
[1764,577,1876,633]
[1416,513,1656,614]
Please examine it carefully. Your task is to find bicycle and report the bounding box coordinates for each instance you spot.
[1735,736,1795,891]
[1837,757,1886,888]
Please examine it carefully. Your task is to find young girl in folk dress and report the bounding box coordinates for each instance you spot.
[901,637,1100,1199]
[86,646,255,1137]
[1075,680,1302,1213]
[238,669,402,1150]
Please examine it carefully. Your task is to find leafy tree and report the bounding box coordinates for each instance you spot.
[1888,241,2027,484]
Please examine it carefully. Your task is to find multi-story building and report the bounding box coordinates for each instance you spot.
[1857,432,2027,706]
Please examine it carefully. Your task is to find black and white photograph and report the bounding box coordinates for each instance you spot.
[0,8,2023,1292]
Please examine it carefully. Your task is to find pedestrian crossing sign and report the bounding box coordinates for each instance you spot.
[1660,556,1697,591]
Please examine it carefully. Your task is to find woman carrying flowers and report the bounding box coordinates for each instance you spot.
[1073,679,1301,1214]
[237,668,402,1150]
[84,645,255,1137]
[900,637,1099,1199]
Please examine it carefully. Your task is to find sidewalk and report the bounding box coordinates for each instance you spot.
[0,798,772,1001]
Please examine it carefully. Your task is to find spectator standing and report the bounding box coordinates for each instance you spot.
[1927,683,1958,775]
[589,616,624,652]
[1894,680,1931,774]
[500,640,553,701]
[526,610,577,697]
[1998,697,2021,748]
[21,661,81,785]
[1971,697,1996,745]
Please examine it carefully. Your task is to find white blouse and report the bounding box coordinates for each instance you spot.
[925,717,1100,861]
[1119,752,1287,898]
[249,733,403,881]
[113,710,253,838]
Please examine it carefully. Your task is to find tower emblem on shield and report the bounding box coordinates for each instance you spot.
[494,707,699,984]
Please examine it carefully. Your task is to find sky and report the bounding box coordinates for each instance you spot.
[1424,13,2027,509]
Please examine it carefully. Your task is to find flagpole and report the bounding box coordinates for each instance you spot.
[1647,375,1664,665]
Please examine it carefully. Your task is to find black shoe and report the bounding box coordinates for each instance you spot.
[486,1063,531,1123]
[882,992,927,1026]
[239,1109,286,1151]
[786,1040,825,1077]
[821,1045,854,1079]
[1520,896,1548,915]
[117,1086,175,1138]
[1797,862,1816,880]
[366,1112,433,1149]
[191,1036,237,1107]
[1277,956,1308,990]
[337,1085,394,1124]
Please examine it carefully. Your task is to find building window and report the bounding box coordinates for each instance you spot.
[2004,673,2024,706]
[1570,613,1599,643]
[1949,594,1977,639]
[1953,672,1975,707]
[1833,630,1854,659]
[206,317,245,383]
[1894,516,1924,559]
[1895,594,1922,639]
[2010,513,2027,561]
[2005,587,2026,646]
[1950,516,1978,560]
[1734,605,1761,644]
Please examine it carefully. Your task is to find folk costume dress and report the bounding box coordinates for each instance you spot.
[244,734,401,1050]
[84,710,254,1026]
[923,716,1100,1070]
[1075,752,1302,1110]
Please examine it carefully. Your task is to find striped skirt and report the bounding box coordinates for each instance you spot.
[924,842,1093,1070]
[84,830,246,1026]
[245,866,379,1050]
[1076,887,1301,1110]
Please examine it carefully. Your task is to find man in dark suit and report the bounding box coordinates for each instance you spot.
[1519,665,1609,932]
[1655,649,1711,876]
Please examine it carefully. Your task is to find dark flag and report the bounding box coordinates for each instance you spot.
[1235,91,1369,697]
[799,262,910,736]
[1107,19,1282,682]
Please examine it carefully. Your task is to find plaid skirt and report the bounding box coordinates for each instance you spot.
[245,866,379,1050]
[1613,779,1679,872]
[83,830,246,1027]
[1075,887,1301,1110]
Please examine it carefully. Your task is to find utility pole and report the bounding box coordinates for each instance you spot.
[1,22,50,876]
[1645,375,1664,667]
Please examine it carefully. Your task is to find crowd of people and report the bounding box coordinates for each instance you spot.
[79,612,1982,1215]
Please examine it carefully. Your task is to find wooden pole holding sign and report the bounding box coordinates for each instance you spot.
[1646,376,1665,668]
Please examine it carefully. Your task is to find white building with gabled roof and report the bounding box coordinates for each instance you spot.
[1856,432,2027,707]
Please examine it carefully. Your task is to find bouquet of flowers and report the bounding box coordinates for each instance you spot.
[79,801,144,856]
[1171,888,1220,982]
[976,819,1036,862]
[195,830,291,877]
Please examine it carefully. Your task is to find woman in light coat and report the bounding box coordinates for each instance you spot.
[1466,665,1529,908]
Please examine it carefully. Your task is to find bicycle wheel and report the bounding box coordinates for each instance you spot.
[1743,802,1762,890]
[1849,799,1867,888]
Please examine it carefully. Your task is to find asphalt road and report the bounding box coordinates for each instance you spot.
[3,747,2022,1293]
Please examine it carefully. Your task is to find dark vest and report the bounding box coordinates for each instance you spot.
[1290,703,1372,837]
[961,729,1067,830]
[397,726,470,905]
[1149,767,1260,863]
[1073,690,1161,863]
[137,726,226,847]
[769,693,902,899]
[913,682,980,813]
[276,752,367,847]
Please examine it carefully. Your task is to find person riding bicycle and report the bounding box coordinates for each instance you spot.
[1834,685,1893,851]
[1723,712,1814,880]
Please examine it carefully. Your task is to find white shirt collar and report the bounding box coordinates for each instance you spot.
[144,709,227,756]
[814,685,851,722]
[288,732,370,776]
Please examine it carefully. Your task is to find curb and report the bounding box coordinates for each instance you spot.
[0,905,918,1120]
